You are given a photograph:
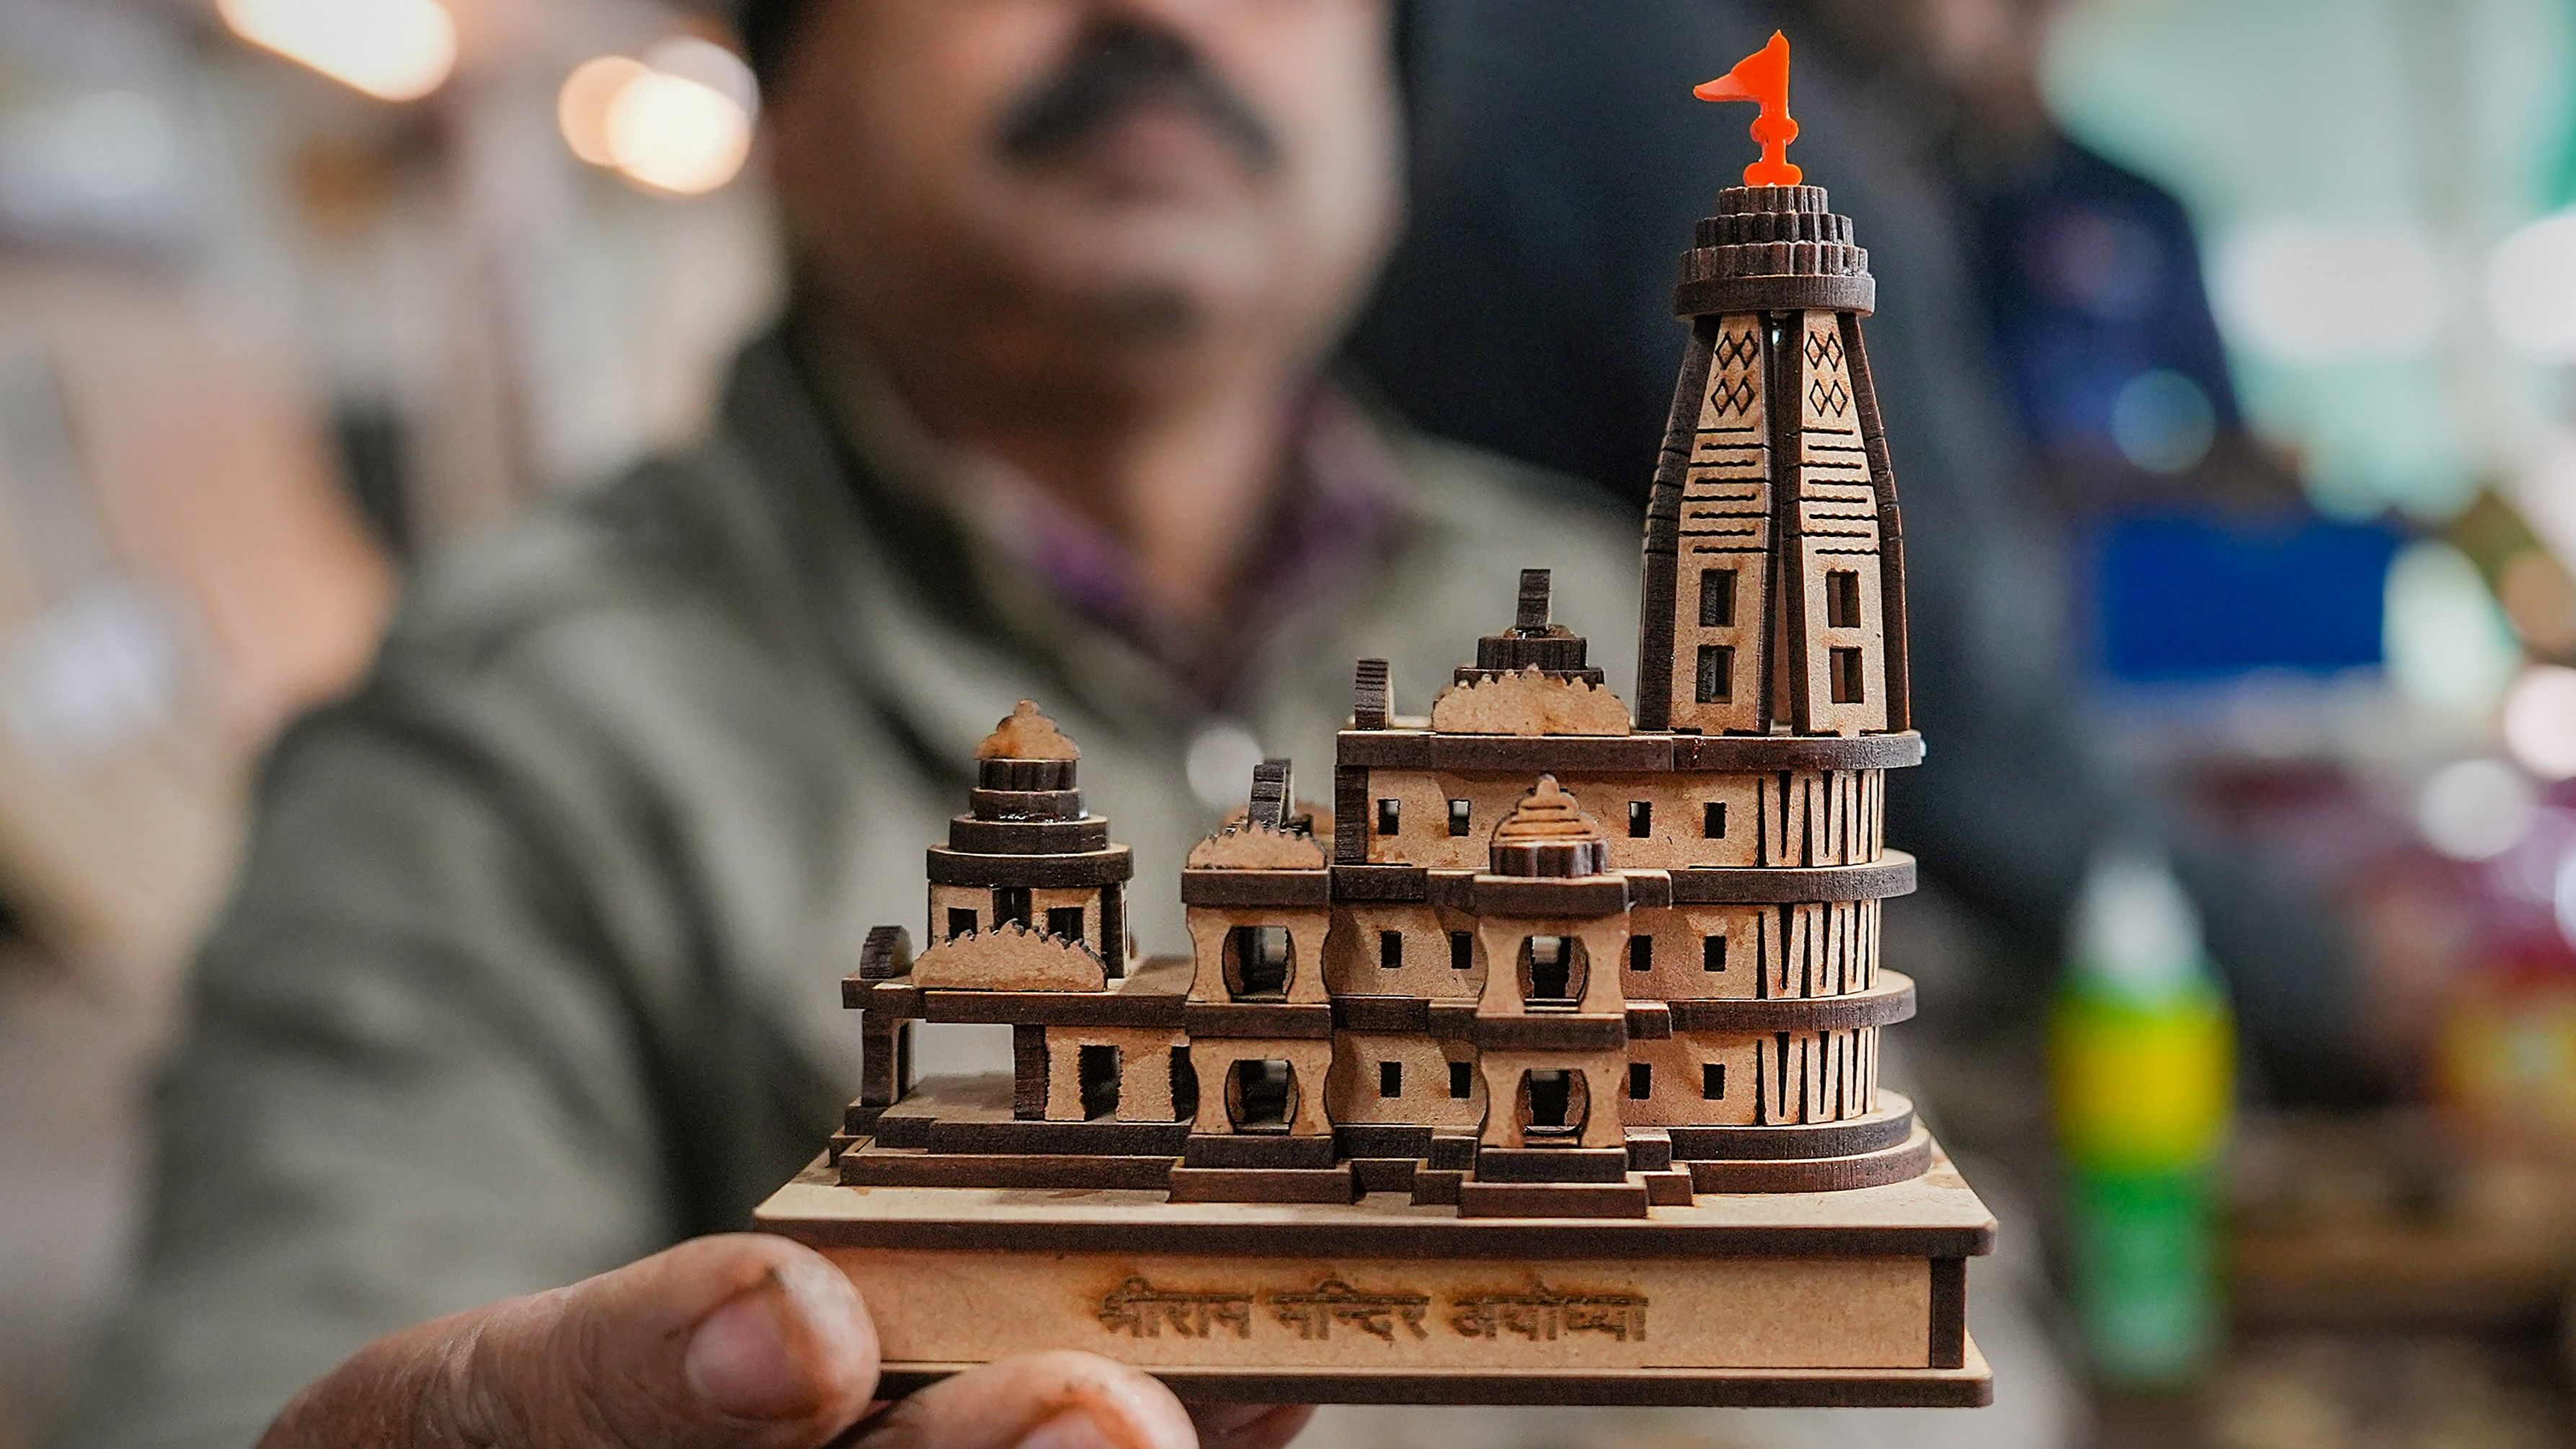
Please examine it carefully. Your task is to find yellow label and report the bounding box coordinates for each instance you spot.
[2051,996,2232,1170]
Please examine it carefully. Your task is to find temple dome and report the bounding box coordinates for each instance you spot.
[979,700,1078,761]
[1489,776,1611,878]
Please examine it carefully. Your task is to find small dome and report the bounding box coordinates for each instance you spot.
[1491,776,1611,877]
[978,701,1079,761]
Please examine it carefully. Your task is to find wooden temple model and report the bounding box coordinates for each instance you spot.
[761,35,1997,1408]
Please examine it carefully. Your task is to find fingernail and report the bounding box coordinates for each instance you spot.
[686,1280,822,1419]
[1014,1409,1121,1449]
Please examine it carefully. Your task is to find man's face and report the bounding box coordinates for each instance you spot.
[770,0,1401,386]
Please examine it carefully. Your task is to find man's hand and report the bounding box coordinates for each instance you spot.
[259,1234,1313,1449]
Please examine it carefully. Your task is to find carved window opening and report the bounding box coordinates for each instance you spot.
[945,907,977,941]
[1078,1045,1121,1120]
[1704,934,1728,972]
[1223,926,1292,1001]
[1830,647,1865,704]
[1627,801,1652,838]
[1447,799,1473,837]
[1695,644,1734,704]
[1629,1063,1653,1100]
[1700,567,1738,629]
[1449,931,1473,970]
[1375,799,1400,835]
[1627,936,1653,972]
[1046,905,1085,942]
[1169,1047,1199,1122]
[994,885,1031,929]
[1226,1059,1297,1133]
[1826,569,1862,629]
[1702,1063,1727,1100]
[1704,802,1728,838]
[1449,1060,1474,1099]
[1378,1061,1403,1098]
[1378,930,1403,969]
[1517,1069,1587,1140]
[1518,936,1587,1009]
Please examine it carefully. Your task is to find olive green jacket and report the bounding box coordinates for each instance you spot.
[63,334,1645,1449]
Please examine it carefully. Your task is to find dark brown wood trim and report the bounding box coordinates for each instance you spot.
[1178,869,1332,908]
[925,846,1134,890]
[923,989,1184,1028]
[1929,1257,1967,1370]
[1666,853,1917,905]
[1842,310,1912,733]
[1665,973,1916,1033]
[1183,1001,1335,1040]
[1330,864,1429,902]
[1666,1094,1917,1161]
[1676,273,1878,318]
[867,1363,1990,1410]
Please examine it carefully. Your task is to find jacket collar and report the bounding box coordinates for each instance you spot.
[704,319,1424,774]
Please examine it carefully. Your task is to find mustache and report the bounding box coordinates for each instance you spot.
[997,21,1283,173]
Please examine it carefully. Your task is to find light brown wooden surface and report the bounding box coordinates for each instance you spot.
[1427,670,1633,737]
[832,1248,1922,1370]
[1187,827,1328,870]
[866,1345,1991,1409]
[1664,313,1772,736]
[1186,906,1333,1005]
[1790,312,1888,737]
[759,1146,1994,1406]
[1325,1031,1483,1129]
[912,923,1107,992]
[760,1144,1994,1255]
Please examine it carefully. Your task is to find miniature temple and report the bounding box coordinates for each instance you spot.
[830,175,1927,1219]
[765,36,1994,1406]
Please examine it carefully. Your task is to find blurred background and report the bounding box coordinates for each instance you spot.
[3,0,2576,1445]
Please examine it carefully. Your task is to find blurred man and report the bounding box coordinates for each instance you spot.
[68,2,1651,1447]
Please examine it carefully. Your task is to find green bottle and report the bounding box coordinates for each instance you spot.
[2051,846,2234,1390]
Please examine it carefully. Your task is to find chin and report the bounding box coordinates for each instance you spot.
[1023,221,1268,342]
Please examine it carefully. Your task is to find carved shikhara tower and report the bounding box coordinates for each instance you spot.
[831,181,1932,1219]
[1640,184,1909,739]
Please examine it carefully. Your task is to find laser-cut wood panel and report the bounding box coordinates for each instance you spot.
[1666,314,1775,735]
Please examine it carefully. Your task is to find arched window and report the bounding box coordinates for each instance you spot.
[1225,1059,1299,1133]
[1516,936,1588,1008]
[1516,1069,1589,1140]
[1222,926,1293,1000]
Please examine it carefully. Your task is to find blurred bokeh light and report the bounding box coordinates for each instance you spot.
[560,37,757,196]
[215,0,458,102]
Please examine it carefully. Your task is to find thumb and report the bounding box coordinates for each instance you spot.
[261,1234,880,1449]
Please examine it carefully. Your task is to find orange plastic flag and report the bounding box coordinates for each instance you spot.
[1696,31,1801,187]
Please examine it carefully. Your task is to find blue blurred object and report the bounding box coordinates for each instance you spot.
[1969,140,2399,685]
[1971,138,2243,474]
[2092,513,2399,682]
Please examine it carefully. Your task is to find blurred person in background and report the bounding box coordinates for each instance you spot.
[1356,0,2378,1096]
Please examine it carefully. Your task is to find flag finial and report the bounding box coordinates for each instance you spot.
[1695,31,1800,187]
